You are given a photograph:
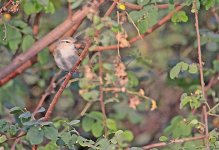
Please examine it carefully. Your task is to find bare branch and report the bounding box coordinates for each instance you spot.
[142,135,205,150]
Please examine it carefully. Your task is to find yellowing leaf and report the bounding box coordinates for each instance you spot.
[139,89,145,96]
[118,3,126,11]
[150,100,157,111]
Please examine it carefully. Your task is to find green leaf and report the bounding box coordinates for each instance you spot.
[121,130,134,142]
[44,2,55,13]
[159,136,168,142]
[81,90,99,101]
[189,64,198,74]
[21,27,33,34]
[21,35,35,51]
[60,132,71,144]
[180,95,191,109]
[82,116,94,132]
[128,11,142,23]
[9,125,19,136]
[106,119,117,131]
[213,60,219,72]
[171,11,188,23]
[38,49,50,65]
[0,120,8,132]
[9,39,21,51]
[137,19,148,34]
[202,0,215,10]
[43,126,58,140]
[10,106,23,114]
[127,72,139,88]
[68,120,80,126]
[71,0,83,9]
[0,135,7,144]
[137,0,150,6]
[77,136,95,147]
[22,120,37,126]
[129,6,158,34]
[88,111,103,121]
[19,111,31,119]
[181,62,189,71]
[91,122,104,137]
[26,126,44,145]
[189,119,199,125]
[95,138,111,149]
[170,64,181,79]
[23,2,37,15]
[12,20,28,28]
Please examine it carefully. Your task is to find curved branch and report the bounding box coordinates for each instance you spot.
[95,4,184,51]
[143,135,205,150]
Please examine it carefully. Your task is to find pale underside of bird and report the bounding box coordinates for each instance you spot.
[53,37,79,71]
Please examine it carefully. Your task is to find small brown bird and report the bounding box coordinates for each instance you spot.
[53,37,79,71]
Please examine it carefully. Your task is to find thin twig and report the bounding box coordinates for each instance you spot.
[194,0,209,149]
[33,71,61,115]
[142,135,205,149]
[124,2,142,10]
[98,50,108,137]
[76,102,93,118]
[125,11,143,40]
[33,13,41,36]
[116,11,121,57]
[104,0,117,16]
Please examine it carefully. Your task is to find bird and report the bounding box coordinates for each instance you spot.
[53,37,79,71]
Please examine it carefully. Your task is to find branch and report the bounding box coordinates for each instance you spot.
[0,0,102,80]
[124,2,180,10]
[142,135,205,149]
[43,39,91,121]
[0,57,37,86]
[194,0,209,149]
[98,50,108,137]
[33,13,41,36]
[104,1,117,16]
[33,71,61,115]
[0,0,13,14]
[95,4,184,51]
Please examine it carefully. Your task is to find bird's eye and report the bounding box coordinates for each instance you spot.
[65,40,71,43]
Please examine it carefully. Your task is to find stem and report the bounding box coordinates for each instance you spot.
[98,51,108,137]
[193,0,209,149]
[143,135,205,150]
